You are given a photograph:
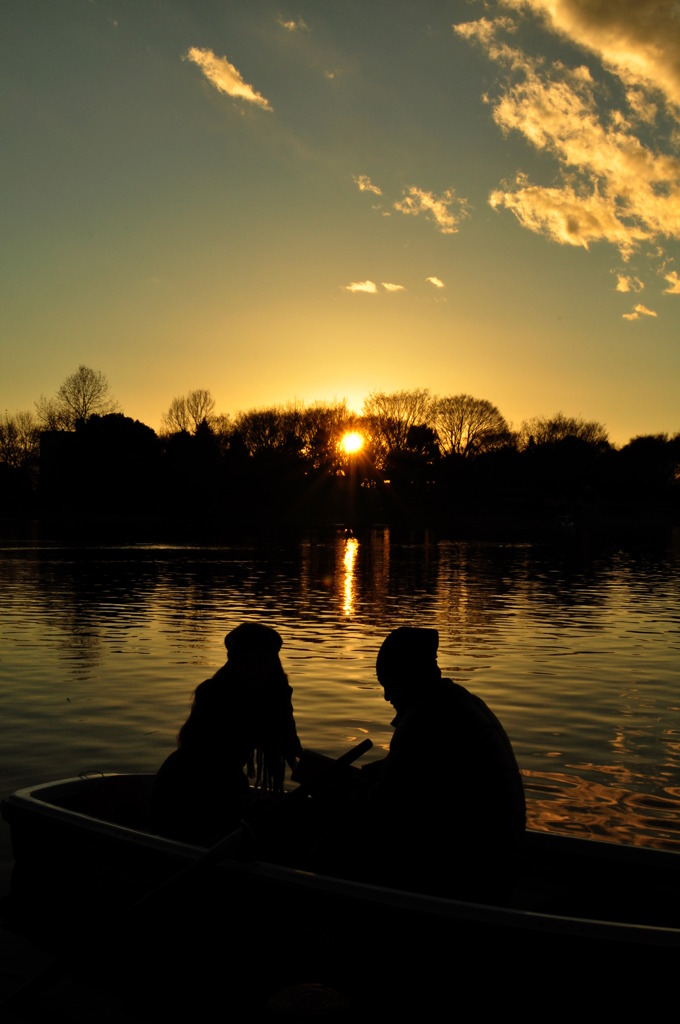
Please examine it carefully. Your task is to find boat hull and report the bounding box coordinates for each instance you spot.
[2,774,680,1014]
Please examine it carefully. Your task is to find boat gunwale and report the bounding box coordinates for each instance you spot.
[3,773,680,948]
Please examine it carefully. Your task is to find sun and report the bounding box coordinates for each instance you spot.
[340,431,364,455]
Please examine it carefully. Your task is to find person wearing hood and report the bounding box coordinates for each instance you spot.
[317,626,525,903]
[149,623,302,846]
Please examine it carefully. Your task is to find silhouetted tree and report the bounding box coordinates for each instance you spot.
[34,395,70,431]
[211,413,233,456]
[518,413,609,450]
[385,423,440,487]
[233,407,293,455]
[161,389,216,435]
[363,388,434,469]
[434,395,513,457]
[0,410,39,469]
[186,389,216,429]
[617,434,680,498]
[297,401,352,471]
[38,413,159,515]
[36,366,119,430]
[161,396,190,434]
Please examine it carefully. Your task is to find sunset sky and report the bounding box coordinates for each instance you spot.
[2,0,679,446]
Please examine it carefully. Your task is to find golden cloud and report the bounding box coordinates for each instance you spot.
[394,186,469,234]
[622,303,658,320]
[489,179,651,252]
[277,17,309,32]
[616,275,644,293]
[426,276,445,288]
[499,0,680,113]
[344,280,378,293]
[354,174,383,195]
[185,47,273,111]
[663,270,680,293]
[455,7,680,269]
[381,282,405,292]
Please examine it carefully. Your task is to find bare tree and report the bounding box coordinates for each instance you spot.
[434,395,512,457]
[161,396,190,435]
[185,389,216,430]
[297,400,351,469]
[362,389,434,468]
[35,395,71,431]
[0,410,40,468]
[518,413,609,450]
[50,365,118,428]
[161,389,216,435]
[233,407,288,455]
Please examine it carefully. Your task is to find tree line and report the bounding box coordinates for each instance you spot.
[2,366,679,539]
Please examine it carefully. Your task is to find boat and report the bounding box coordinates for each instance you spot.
[2,771,680,1017]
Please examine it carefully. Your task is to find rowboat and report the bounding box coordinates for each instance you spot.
[2,771,680,1016]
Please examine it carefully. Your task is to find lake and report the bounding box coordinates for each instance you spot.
[1,527,679,891]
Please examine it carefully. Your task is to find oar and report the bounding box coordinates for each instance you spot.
[207,735,373,862]
[0,738,372,1017]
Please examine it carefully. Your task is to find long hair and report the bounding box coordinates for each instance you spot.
[177,657,301,794]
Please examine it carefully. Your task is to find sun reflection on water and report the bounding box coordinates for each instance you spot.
[343,537,359,617]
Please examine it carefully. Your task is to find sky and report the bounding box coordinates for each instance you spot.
[2,0,679,447]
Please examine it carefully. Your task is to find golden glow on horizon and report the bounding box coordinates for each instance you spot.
[340,431,364,454]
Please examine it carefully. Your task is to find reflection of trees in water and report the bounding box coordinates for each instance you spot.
[3,539,679,846]
[27,549,163,669]
[501,546,679,620]
[11,538,679,649]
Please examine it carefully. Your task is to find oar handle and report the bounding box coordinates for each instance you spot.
[328,737,373,770]
[204,737,373,864]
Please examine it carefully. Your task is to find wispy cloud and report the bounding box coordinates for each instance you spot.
[454,2,680,275]
[354,174,382,196]
[663,270,680,293]
[394,186,469,234]
[622,303,658,320]
[426,276,445,288]
[381,282,404,292]
[616,275,644,293]
[185,47,273,111]
[344,280,378,293]
[276,16,309,32]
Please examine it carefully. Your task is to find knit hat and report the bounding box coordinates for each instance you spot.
[224,622,283,658]
[376,627,439,680]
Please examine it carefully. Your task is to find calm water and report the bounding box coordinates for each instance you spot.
[1,529,680,886]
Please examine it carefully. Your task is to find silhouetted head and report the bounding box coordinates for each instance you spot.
[178,623,301,788]
[224,622,283,660]
[376,627,441,710]
[223,622,285,698]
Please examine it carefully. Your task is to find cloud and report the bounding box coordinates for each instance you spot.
[277,16,309,32]
[622,303,658,320]
[454,3,680,271]
[381,282,404,292]
[354,174,382,196]
[616,275,644,293]
[498,0,680,113]
[344,280,378,293]
[394,186,469,234]
[663,270,680,293]
[426,276,445,288]
[489,178,651,252]
[185,47,273,111]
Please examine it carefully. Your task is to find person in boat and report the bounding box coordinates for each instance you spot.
[149,622,303,846]
[313,626,526,903]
